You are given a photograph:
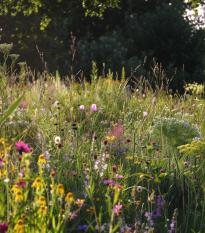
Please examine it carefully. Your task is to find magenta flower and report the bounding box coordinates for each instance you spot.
[19,102,27,107]
[15,141,30,155]
[90,104,97,112]
[151,141,156,145]
[16,178,26,188]
[0,222,8,233]
[0,159,3,167]
[112,165,117,172]
[171,104,174,109]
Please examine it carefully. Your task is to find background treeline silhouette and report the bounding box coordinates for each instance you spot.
[1,0,205,93]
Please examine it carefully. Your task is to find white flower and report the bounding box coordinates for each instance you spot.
[4,178,10,183]
[136,186,143,192]
[55,136,61,144]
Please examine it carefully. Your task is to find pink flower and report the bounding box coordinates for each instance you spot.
[79,105,85,111]
[19,102,27,107]
[90,104,97,112]
[115,174,124,179]
[112,204,122,213]
[15,141,30,155]
[171,105,174,109]
[143,111,147,117]
[16,178,26,188]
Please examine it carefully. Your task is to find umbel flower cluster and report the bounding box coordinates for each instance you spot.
[152,112,201,147]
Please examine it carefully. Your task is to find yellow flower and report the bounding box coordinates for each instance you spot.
[40,205,47,214]
[0,169,6,177]
[14,219,24,233]
[56,184,64,195]
[0,138,7,144]
[0,151,4,158]
[106,136,115,140]
[5,143,11,150]
[135,161,141,165]
[113,124,117,126]
[31,177,43,189]
[65,192,75,203]
[10,166,15,172]
[37,196,46,205]
[75,199,85,205]
[11,185,20,193]
[192,165,199,168]
[38,154,46,165]
[15,190,23,201]
[126,156,133,160]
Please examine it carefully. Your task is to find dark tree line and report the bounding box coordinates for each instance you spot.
[0,0,205,92]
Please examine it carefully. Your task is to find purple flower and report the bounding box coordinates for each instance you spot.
[71,213,78,219]
[171,104,174,109]
[156,195,164,207]
[15,141,30,155]
[90,104,97,112]
[151,141,156,145]
[79,105,85,111]
[77,225,88,230]
[0,222,8,233]
[152,210,159,218]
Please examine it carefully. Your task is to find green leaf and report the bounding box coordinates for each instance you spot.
[151,159,156,167]
[52,216,56,229]
[133,173,151,179]
[86,219,96,233]
[99,206,102,231]
[111,222,120,233]
[0,95,23,126]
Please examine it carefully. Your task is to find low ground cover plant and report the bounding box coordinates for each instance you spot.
[1,43,205,233]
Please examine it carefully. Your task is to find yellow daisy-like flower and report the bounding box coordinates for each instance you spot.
[37,196,46,205]
[38,154,46,165]
[14,219,24,233]
[135,161,141,165]
[126,156,133,160]
[31,177,43,189]
[15,190,23,202]
[192,165,199,168]
[0,138,7,144]
[75,199,85,205]
[40,205,47,214]
[0,151,4,158]
[65,192,75,203]
[106,136,115,140]
[0,169,6,177]
[11,184,20,193]
[10,166,15,172]
[56,184,64,195]
[5,143,11,150]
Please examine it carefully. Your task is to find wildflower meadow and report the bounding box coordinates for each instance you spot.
[1,43,205,233]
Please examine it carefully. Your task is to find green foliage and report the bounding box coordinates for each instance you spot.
[90,61,98,81]
[76,32,142,79]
